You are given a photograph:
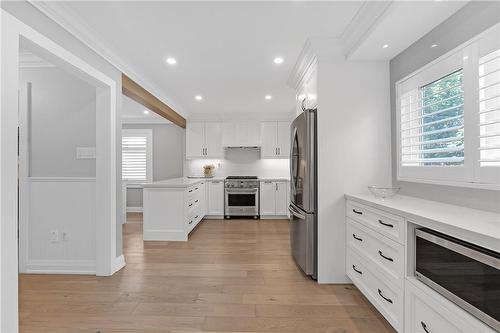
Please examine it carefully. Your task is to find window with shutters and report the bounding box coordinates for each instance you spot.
[396,24,500,189]
[122,129,152,183]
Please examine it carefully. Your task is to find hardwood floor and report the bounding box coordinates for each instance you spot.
[19,213,395,333]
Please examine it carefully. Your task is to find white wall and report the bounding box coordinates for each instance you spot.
[20,67,96,177]
[1,0,124,257]
[185,148,289,178]
[314,47,392,283]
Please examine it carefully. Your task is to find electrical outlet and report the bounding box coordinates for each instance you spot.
[50,230,59,243]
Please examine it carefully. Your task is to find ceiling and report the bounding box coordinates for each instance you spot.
[34,1,467,118]
[122,95,171,124]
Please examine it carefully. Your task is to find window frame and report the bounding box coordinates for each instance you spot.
[395,23,500,191]
[121,128,153,184]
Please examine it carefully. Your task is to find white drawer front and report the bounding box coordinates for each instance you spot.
[347,218,405,289]
[405,280,495,333]
[347,249,403,332]
[346,200,404,244]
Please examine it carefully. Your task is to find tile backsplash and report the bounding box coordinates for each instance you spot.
[184,148,289,178]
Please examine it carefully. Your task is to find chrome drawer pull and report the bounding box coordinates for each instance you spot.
[189,190,193,193]
[188,203,193,207]
[195,200,199,203]
[352,265,362,275]
[377,289,393,304]
[195,187,199,190]
[378,250,394,262]
[378,219,394,228]
[195,215,199,219]
[189,220,193,225]
[352,209,363,215]
[421,321,430,333]
[352,234,363,242]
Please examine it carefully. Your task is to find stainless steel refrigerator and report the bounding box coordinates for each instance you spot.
[289,108,317,279]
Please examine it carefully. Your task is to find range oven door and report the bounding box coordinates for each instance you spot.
[415,228,500,331]
[224,188,259,216]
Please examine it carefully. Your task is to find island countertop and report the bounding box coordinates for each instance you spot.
[142,177,206,189]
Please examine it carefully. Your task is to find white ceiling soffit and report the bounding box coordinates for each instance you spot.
[29,1,186,117]
[346,1,468,61]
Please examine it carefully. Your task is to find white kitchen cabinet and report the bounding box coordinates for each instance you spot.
[222,121,260,147]
[275,182,288,215]
[260,181,276,215]
[186,121,224,158]
[206,180,224,217]
[260,180,289,217]
[277,122,290,158]
[260,121,290,158]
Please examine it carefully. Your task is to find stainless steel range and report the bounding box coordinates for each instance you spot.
[224,176,259,219]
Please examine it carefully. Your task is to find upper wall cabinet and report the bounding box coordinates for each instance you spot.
[222,121,261,147]
[186,121,224,159]
[260,121,291,158]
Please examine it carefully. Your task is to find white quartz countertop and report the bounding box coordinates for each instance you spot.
[345,193,500,252]
[142,176,290,188]
[142,177,206,188]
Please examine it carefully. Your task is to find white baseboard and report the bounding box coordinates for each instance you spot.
[25,259,95,275]
[126,206,143,213]
[112,254,126,274]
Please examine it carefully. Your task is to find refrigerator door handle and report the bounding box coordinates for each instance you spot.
[288,204,306,220]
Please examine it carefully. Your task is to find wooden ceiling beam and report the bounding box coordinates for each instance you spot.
[121,74,186,128]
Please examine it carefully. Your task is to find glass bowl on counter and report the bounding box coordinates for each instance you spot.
[368,186,401,199]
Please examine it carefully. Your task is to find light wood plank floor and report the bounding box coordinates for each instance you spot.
[19,213,395,333]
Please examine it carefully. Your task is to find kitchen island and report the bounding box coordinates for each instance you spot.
[142,177,211,241]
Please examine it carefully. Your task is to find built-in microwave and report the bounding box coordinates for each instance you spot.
[415,228,500,331]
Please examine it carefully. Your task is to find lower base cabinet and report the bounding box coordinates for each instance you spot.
[260,181,289,217]
[206,180,224,217]
[405,279,495,333]
[346,198,497,333]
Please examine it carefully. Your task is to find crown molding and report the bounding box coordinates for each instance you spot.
[340,1,393,59]
[286,39,317,90]
[28,1,187,117]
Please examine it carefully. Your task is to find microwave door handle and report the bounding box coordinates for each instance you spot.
[288,205,306,220]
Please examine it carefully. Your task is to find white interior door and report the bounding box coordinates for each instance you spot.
[260,122,277,157]
[259,181,276,215]
[277,122,290,158]
[186,122,205,158]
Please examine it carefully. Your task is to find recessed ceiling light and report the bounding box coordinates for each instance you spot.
[431,44,438,48]
[166,57,177,65]
[273,57,284,64]
[265,95,272,100]
[195,95,203,101]
[143,110,150,115]
[382,44,389,49]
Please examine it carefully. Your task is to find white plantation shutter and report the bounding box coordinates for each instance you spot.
[397,24,500,188]
[122,129,152,183]
[400,70,465,167]
[478,49,500,166]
